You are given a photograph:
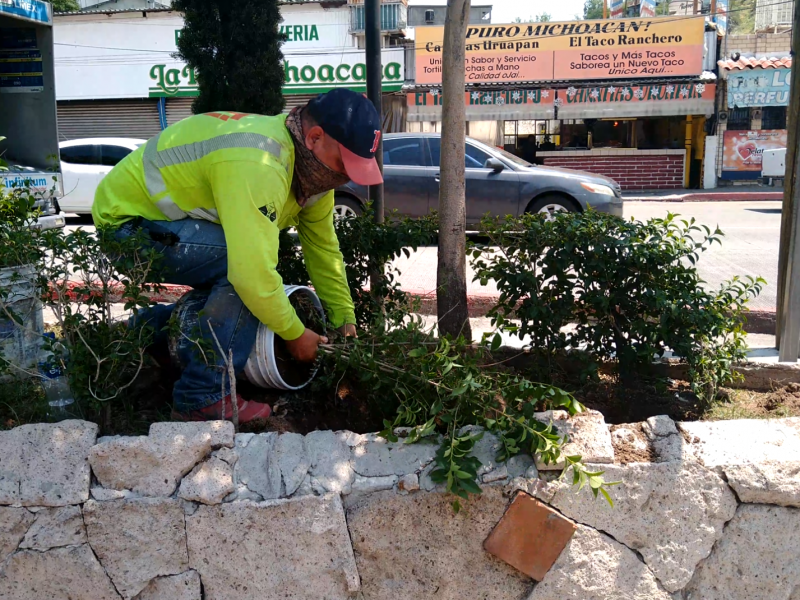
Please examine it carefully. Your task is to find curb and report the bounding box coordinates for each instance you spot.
[624,191,783,203]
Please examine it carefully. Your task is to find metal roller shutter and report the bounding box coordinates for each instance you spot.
[283,94,316,113]
[166,97,195,126]
[57,99,162,142]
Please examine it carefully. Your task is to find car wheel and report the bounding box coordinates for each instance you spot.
[526,195,578,221]
[333,196,363,220]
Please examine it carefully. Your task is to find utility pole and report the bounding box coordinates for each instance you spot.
[365,0,384,224]
[436,0,472,340]
[777,0,800,359]
[603,0,608,19]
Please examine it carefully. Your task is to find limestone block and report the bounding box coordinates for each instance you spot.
[186,495,360,600]
[83,498,189,599]
[723,461,800,507]
[233,433,281,499]
[133,570,201,600]
[642,415,678,438]
[0,507,34,562]
[178,457,235,505]
[346,488,531,600]
[507,454,537,479]
[540,461,737,592]
[0,544,121,600]
[684,504,800,600]
[398,473,420,494]
[89,421,234,497]
[352,433,437,477]
[528,525,672,600]
[19,506,85,551]
[305,431,354,494]
[274,433,311,496]
[212,447,238,466]
[467,431,505,476]
[0,420,97,506]
[679,418,800,469]
[351,474,397,493]
[482,465,509,483]
[534,410,614,470]
[91,488,137,501]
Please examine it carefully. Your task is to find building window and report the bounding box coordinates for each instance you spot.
[762,106,787,129]
[726,107,751,130]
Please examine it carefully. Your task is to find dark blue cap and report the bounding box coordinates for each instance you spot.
[305,89,383,185]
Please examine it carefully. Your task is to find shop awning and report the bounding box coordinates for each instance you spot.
[557,83,716,119]
[406,90,555,122]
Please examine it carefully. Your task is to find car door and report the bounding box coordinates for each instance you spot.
[59,144,101,214]
[381,137,435,218]
[427,138,520,226]
[98,144,135,191]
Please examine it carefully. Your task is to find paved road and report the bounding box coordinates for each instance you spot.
[393,201,782,313]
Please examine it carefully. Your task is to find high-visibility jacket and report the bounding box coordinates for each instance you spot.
[92,111,355,341]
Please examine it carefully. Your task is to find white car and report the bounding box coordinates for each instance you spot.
[58,138,146,214]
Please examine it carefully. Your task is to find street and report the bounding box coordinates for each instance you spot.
[393,201,782,313]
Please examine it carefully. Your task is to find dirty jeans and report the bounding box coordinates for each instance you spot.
[114,218,259,413]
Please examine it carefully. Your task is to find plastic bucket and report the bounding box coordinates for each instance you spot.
[0,265,44,376]
[169,285,326,391]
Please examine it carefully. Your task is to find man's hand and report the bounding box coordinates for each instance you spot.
[285,328,328,363]
[338,323,357,338]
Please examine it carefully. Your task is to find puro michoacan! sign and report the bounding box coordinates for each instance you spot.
[415,16,705,84]
[722,129,787,174]
[727,68,790,108]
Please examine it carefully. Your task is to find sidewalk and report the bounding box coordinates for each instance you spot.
[624,185,783,202]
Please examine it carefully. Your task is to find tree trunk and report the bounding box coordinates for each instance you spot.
[436,0,472,341]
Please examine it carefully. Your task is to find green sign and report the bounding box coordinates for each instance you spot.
[279,24,319,42]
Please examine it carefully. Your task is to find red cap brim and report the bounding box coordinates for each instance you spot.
[339,143,384,186]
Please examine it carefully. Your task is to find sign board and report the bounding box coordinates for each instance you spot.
[558,82,716,118]
[727,68,790,107]
[0,27,42,93]
[0,0,51,25]
[415,16,705,85]
[407,89,555,121]
[722,129,787,174]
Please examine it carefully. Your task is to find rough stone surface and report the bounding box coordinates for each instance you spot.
[541,461,737,592]
[0,420,97,506]
[397,473,419,494]
[89,421,234,497]
[178,457,235,505]
[0,544,121,599]
[351,474,397,494]
[83,498,189,599]
[91,488,136,501]
[352,434,437,477]
[467,431,505,476]
[639,416,683,464]
[212,447,238,466]
[346,488,531,599]
[275,433,311,496]
[186,495,360,600]
[643,415,679,438]
[723,461,800,507]
[234,433,282,499]
[133,570,201,600]
[19,506,85,551]
[482,465,509,483]
[684,504,800,600]
[305,431,354,494]
[528,525,672,600]
[534,410,614,470]
[0,507,34,561]
[679,418,800,469]
[507,454,537,479]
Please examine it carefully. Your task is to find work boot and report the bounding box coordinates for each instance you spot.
[172,394,272,423]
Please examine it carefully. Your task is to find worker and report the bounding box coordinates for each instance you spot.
[92,89,383,423]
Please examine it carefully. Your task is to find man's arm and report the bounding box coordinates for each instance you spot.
[297,191,356,329]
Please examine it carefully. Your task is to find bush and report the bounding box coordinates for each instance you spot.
[277,207,439,332]
[472,211,764,401]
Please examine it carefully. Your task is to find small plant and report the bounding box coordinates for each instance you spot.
[319,325,617,511]
[472,211,764,402]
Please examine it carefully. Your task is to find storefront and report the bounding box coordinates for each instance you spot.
[410,15,716,189]
[53,4,405,139]
[715,58,790,183]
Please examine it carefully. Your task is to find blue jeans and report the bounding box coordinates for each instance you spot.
[114,218,259,412]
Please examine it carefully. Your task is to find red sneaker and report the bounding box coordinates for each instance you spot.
[172,394,272,423]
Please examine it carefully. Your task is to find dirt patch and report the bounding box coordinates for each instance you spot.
[609,422,656,464]
[705,384,800,420]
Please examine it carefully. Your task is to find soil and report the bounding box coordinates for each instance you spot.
[608,422,656,465]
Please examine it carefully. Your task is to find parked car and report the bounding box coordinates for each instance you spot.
[335,133,623,225]
[58,138,146,214]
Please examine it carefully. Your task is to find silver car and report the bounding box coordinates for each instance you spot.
[335,132,623,226]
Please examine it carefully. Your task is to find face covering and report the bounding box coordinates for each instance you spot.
[285,107,351,207]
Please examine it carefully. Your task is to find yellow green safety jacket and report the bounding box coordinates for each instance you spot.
[92,111,355,341]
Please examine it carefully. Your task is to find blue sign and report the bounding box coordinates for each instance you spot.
[0,0,51,25]
[728,69,791,108]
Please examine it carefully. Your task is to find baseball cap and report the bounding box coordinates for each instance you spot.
[305,89,384,186]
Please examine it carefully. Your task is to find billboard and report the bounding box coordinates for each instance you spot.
[727,69,790,107]
[415,16,706,85]
[722,129,787,172]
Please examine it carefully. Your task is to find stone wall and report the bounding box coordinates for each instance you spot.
[0,413,797,599]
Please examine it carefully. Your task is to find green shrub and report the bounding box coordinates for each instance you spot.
[472,211,764,401]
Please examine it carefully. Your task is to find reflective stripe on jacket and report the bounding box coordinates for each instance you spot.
[92,111,355,339]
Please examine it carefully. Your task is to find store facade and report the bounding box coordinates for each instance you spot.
[53,4,405,140]
[409,16,717,190]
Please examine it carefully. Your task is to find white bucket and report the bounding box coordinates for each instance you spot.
[0,264,44,376]
[243,285,326,390]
